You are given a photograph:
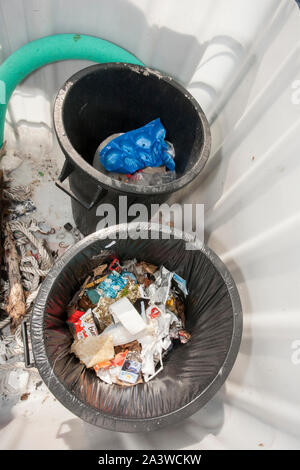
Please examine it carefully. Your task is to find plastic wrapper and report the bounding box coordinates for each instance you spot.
[139,304,174,382]
[31,223,242,433]
[173,272,188,297]
[178,330,192,344]
[101,321,153,347]
[94,270,128,299]
[92,296,115,330]
[166,294,186,327]
[67,308,98,339]
[94,351,128,372]
[93,279,140,331]
[123,168,176,186]
[146,266,173,304]
[85,269,129,309]
[96,366,122,385]
[166,296,176,312]
[99,118,175,174]
[139,335,157,378]
[101,323,140,346]
[118,280,140,302]
[118,351,143,385]
[134,169,176,186]
[121,270,137,283]
[86,288,101,305]
[146,305,161,319]
[115,340,142,354]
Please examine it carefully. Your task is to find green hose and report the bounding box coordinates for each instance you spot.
[0,33,144,148]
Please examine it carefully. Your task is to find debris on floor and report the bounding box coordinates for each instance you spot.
[9,200,37,220]
[0,145,83,402]
[68,259,191,386]
[20,392,30,401]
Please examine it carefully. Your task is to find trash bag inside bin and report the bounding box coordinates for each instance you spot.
[31,224,242,432]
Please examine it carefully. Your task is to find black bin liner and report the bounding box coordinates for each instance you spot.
[53,63,211,235]
[31,224,242,433]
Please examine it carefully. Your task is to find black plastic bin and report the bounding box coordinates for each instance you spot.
[53,63,211,235]
[31,223,242,433]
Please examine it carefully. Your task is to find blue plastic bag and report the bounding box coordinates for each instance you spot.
[86,270,129,303]
[99,118,175,174]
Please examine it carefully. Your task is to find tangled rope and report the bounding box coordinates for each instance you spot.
[0,316,10,330]
[0,175,60,381]
[3,184,31,202]
[0,217,56,367]
[0,280,9,327]
[0,219,55,333]
[9,220,54,309]
[10,220,53,271]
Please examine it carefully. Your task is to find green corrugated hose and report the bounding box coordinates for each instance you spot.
[0,33,144,148]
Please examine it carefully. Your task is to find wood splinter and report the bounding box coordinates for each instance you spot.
[4,222,26,330]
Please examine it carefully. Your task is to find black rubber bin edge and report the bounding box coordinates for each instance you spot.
[53,63,211,197]
[30,223,243,433]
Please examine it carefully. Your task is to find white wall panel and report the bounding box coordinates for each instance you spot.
[0,0,300,450]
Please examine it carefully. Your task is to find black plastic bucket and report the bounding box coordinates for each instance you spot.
[31,223,242,433]
[53,63,211,235]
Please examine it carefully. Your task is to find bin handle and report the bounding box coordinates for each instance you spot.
[21,321,35,368]
[56,160,107,210]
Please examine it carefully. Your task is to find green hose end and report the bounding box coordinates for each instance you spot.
[0,34,144,147]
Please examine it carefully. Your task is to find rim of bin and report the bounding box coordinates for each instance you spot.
[31,223,243,433]
[53,63,211,196]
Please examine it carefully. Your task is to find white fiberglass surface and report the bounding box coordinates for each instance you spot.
[0,0,300,450]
